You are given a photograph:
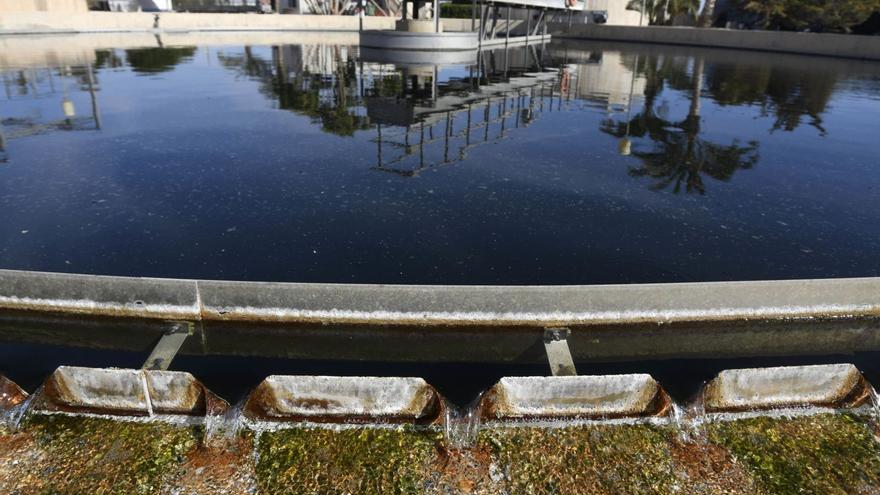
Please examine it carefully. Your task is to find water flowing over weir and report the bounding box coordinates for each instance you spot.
[869,385,880,422]
[444,395,482,448]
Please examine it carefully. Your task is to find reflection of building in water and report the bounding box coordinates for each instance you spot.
[0,65,102,163]
[218,43,583,175]
[271,45,371,136]
[366,45,573,176]
[275,44,357,76]
[554,50,646,111]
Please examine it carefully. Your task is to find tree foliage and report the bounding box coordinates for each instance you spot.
[626,0,702,25]
[737,0,880,32]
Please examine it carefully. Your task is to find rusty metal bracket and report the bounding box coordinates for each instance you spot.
[143,322,192,371]
[544,327,577,376]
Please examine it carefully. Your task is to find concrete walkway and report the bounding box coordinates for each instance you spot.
[551,23,880,61]
[0,11,395,35]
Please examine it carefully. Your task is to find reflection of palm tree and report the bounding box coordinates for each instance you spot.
[603,56,759,194]
[217,46,369,137]
[705,62,836,135]
[125,47,197,74]
[763,70,836,135]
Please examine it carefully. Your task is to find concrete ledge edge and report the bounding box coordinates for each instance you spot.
[550,24,880,61]
[1,269,879,326]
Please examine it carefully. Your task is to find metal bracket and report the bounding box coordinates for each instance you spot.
[143,322,192,371]
[543,327,577,376]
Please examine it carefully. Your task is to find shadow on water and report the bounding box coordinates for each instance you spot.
[3,341,880,408]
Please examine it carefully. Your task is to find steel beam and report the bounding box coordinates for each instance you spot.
[143,322,191,370]
[471,0,477,31]
[477,0,583,10]
[531,9,545,37]
[544,328,577,376]
[505,5,511,47]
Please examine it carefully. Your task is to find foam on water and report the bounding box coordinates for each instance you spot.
[4,385,39,431]
[206,303,877,325]
[0,295,198,318]
[444,395,482,449]
[868,385,880,421]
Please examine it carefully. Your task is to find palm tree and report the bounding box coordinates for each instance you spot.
[698,0,716,26]
[302,0,353,14]
[627,0,700,25]
[626,0,660,25]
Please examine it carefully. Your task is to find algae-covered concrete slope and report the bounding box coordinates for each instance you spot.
[0,365,879,494]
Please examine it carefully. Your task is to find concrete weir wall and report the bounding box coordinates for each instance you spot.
[0,12,396,35]
[2,269,880,362]
[551,23,880,61]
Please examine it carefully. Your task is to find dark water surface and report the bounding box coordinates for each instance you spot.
[2,38,879,285]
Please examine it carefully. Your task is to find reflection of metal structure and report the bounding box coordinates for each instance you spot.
[367,44,576,176]
[359,47,477,66]
[0,126,6,164]
[0,65,102,163]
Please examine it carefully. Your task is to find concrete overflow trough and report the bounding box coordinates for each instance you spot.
[1,363,879,492]
[3,362,873,428]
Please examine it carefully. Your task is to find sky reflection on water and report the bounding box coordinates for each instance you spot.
[0,38,879,285]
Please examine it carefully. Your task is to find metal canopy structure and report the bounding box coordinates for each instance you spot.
[390,0,582,43]
[472,0,583,49]
[490,0,584,8]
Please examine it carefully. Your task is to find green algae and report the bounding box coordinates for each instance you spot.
[707,413,880,495]
[25,414,201,495]
[478,424,678,495]
[255,426,444,494]
[3,411,879,495]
